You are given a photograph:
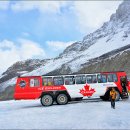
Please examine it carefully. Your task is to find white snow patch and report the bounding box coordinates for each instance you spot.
[0,74,7,79]
[17,71,28,74]
[0,77,16,92]
[0,99,130,129]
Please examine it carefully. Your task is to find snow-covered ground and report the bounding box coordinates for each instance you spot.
[0,98,130,129]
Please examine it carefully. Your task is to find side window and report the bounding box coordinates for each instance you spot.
[53,77,64,86]
[30,78,40,87]
[65,76,75,85]
[97,75,101,83]
[86,75,97,83]
[42,77,53,86]
[98,74,107,83]
[19,80,26,88]
[86,75,92,83]
[108,74,118,82]
[108,74,113,82]
[76,75,86,84]
[102,75,107,83]
[92,75,97,83]
[113,74,118,82]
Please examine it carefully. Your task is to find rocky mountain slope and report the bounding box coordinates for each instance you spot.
[79,44,130,76]
[45,44,130,76]
[0,59,49,84]
[0,1,130,100]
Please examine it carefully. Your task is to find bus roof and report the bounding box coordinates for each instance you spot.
[42,71,125,77]
[18,71,126,78]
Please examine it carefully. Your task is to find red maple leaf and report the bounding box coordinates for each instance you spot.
[79,84,95,97]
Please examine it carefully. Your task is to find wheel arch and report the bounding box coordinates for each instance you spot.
[39,91,54,99]
[39,90,71,101]
[102,87,121,101]
[55,90,71,101]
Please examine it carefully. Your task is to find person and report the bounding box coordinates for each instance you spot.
[110,88,117,109]
[121,77,127,92]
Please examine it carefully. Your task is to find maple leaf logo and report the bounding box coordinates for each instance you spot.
[79,84,96,97]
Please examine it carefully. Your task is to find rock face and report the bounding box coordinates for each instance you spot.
[0,59,49,84]
[79,44,130,76]
[46,44,130,76]
[0,1,130,100]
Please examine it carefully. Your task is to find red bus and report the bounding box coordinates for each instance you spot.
[14,71,129,106]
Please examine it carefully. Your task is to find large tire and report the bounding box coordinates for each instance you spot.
[41,94,54,106]
[56,93,68,105]
[115,91,120,101]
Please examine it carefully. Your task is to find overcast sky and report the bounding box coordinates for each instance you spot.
[0,1,122,75]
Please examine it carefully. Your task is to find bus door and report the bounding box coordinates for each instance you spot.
[14,77,29,99]
[28,77,41,99]
[120,76,127,92]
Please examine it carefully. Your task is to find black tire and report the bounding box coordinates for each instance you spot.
[115,90,120,101]
[56,93,68,105]
[41,94,54,106]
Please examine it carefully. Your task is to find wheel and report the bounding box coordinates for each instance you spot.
[41,94,54,106]
[115,91,120,101]
[56,93,68,105]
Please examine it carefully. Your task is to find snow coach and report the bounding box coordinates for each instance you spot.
[14,71,129,106]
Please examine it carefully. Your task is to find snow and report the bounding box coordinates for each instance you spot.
[0,77,16,92]
[0,74,7,79]
[66,31,130,72]
[0,98,130,129]
[23,55,74,76]
[17,71,28,74]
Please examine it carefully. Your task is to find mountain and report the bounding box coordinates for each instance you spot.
[0,1,130,100]
[44,44,130,77]
[0,59,50,84]
[79,44,130,76]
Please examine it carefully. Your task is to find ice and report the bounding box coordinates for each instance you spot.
[0,99,130,129]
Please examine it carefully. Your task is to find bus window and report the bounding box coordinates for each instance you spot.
[108,74,113,82]
[113,74,118,82]
[86,75,97,83]
[19,80,26,88]
[98,74,107,83]
[64,76,75,85]
[30,78,40,87]
[53,77,64,86]
[76,75,86,84]
[42,77,53,86]
[108,74,118,82]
